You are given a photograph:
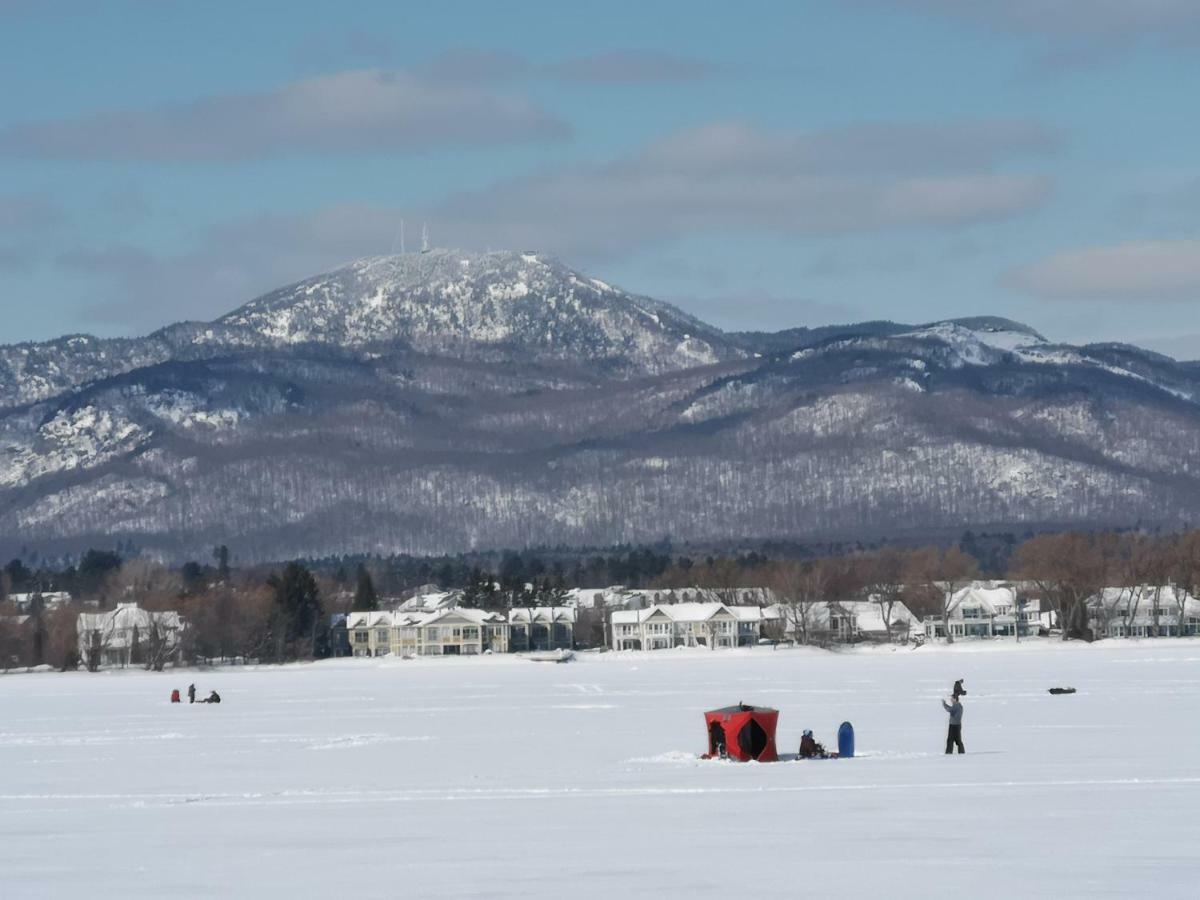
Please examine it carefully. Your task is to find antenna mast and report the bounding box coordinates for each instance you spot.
[421,222,430,254]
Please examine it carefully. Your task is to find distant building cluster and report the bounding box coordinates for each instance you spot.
[337,606,575,657]
[6,576,1200,673]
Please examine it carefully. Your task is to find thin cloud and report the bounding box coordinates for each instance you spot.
[0,69,570,162]
[0,193,65,231]
[0,194,65,271]
[415,48,720,85]
[1008,238,1200,301]
[60,205,400,329]
[548,51,720,84]
[431,120,1052,257]
[891,0,1200,42]
[879,0,1200,69]
[293,31,399,68]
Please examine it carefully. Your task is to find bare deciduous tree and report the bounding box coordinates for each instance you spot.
[904,546,978,644]
[768,560,829,646]
[1012,533,1107,641]
[859,548,908,644]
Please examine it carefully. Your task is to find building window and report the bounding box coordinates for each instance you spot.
[354,631,369,643]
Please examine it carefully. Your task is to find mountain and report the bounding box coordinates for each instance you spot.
[2,250,1199,562]
[217,251,735,373]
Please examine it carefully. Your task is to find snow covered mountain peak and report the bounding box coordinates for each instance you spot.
[903,317,1047,353]
[215,249,734,373]
[882,317,1049,368]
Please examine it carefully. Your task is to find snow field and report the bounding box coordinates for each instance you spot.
[3,641,1200,898]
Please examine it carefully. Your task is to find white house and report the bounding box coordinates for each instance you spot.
[345,608,510,657]
[923,583,1047,640]
[1087,586,1200,638]
[345,611,395,657]
[344,606,572,657]
[507,607,575,652]
[77,602,185,669]
[770,598,919,643]
[610,602,773,650]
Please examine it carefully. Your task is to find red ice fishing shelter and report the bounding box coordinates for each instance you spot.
[704,703,779,762]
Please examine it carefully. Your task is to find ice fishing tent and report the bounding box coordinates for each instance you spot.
[704,704,779,762]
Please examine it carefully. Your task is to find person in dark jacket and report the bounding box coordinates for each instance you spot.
[187,683,196,704]
[200,690,221,704]
[952,679,966,700]
[943,696,964,754]
[798,729,828,759]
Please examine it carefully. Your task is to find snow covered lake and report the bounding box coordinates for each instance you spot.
[3,641,1200,898]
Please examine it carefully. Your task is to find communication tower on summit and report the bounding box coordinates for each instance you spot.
[421,223,430,254]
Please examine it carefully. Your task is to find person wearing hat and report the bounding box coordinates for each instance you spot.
[798,729,828,759]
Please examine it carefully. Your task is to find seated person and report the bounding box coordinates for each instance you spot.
[798,729,827,759]
[200,690,221,704]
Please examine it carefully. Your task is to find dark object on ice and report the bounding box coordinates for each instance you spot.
[943,698,964,754]
[799,729,829,759]
[837,721,855,758]
[170,689,180,703]
[703,703,779,762]
[199,690,221,704]
[1048,687,1076,695]
[952,679,967,700]
[187,683,196,704]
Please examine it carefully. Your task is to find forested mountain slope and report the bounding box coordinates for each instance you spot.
[2,250,1198,561]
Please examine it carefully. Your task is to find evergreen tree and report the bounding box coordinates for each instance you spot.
[180,561,206,594]
[77,549,122,597]
[354,564,379,611]
[268,562,322,660]
[4,558,32,594]
[212,545,231,582]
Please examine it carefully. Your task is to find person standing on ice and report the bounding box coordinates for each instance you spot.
[187,683,196,704]
[943,695,965,754]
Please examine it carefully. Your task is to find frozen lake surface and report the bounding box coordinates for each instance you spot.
[3,640,1200,898]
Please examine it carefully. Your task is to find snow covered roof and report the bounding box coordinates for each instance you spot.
[345,611,393,629]
[1088,586,1200,619]
[658,602,732,622]
[612,603,774,625]
[423,608,505,626]
[508,607,576,624]
[947,584,1018,615]
[396,590,461,613]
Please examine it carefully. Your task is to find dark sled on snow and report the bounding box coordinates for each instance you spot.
[1047,687,1076,695]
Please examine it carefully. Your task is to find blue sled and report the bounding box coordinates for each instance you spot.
[837,721,855,758]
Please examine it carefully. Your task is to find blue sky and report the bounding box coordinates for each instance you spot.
[2,0,1199,357]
